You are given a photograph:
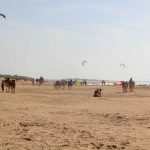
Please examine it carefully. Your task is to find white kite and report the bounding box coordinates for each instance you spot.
[82,61,87,66]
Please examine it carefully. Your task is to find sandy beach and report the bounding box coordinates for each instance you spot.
[0,83,150,150]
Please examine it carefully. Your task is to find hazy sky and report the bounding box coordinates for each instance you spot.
[0,0,150,80]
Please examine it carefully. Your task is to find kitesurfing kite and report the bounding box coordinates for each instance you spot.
[120,63,125,68]
[82,61,87,66]
[0,13,6,19]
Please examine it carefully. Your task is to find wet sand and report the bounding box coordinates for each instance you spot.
[0,83,150,150]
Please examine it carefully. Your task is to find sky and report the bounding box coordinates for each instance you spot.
[0,0,150,80]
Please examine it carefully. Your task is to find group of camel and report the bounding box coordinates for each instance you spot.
[122,78,135,93]
[1,77,135,96]
[94,78,135,97]
[54,80,74,90]
[1,77,16,94]
[53,79,88,90]
[1,76,44,94]
[32,76,45,87]
[53,78,135,97]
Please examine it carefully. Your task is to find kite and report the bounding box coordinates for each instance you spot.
[82,61,87,66]
[0,13,6,19]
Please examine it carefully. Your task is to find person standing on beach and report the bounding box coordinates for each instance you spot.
[1,81,5,92]
[32,80,35,86]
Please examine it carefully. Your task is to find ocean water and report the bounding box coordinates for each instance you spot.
[86,80,150,86]
[135,81,150,86]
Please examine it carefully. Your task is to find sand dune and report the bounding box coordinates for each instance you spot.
[0,84,150,150]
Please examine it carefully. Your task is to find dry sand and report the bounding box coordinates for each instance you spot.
[0,83,150,150]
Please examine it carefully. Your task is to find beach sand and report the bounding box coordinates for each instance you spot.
[0,83,150,150]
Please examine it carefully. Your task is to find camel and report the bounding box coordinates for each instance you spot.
[129,78,135,92]
[54,80,66,90]
[94,88,102,97]
[36,76,45,87]
[67,80,73,90]
[54,80,61,90]
[4,77,16,93]
[122,81,128,93]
